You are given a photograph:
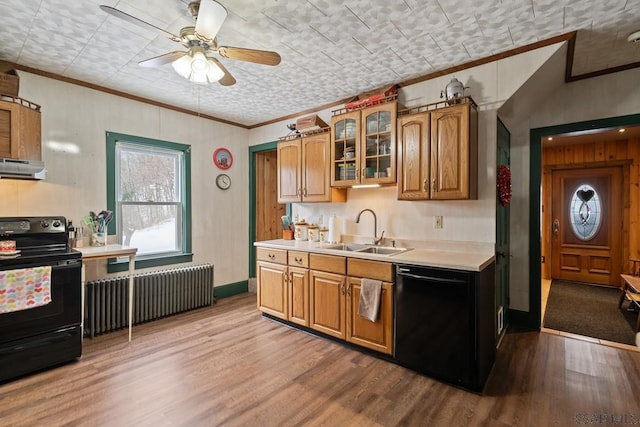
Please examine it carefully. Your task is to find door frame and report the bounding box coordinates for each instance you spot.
[522,113,640,330]
[496,118,510,341]
[249,141,291,278]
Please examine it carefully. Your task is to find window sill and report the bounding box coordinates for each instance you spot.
[107,253,194,273]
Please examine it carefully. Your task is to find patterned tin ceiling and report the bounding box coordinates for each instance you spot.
[0,0,639,127]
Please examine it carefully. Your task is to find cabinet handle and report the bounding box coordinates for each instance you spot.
[296,188,301,196]
[432,178,436,186]
[295,257,303,264]
[289,272,293,284]
[303,188,307,197]
[268,253,275,260]
[340,281,345,295]
[423,179,427,191]
[282,271,287,283]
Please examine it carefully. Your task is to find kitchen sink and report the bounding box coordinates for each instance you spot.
[321,243,412,256]
[356,246,408,255]
[321,243,369,251]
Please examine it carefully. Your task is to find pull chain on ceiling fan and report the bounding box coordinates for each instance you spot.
[99,0,281,85]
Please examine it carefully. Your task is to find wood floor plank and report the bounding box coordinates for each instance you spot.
[1,293,640,426]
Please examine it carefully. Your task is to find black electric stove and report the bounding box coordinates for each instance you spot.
[0,216,83,383]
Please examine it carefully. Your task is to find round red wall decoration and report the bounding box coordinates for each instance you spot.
[213,148,233,170]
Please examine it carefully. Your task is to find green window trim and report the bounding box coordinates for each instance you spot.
[106,131,193,273]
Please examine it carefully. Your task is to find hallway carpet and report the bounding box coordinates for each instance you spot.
[544,280,638,345]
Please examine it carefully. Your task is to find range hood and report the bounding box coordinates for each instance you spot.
[0,158,46,180]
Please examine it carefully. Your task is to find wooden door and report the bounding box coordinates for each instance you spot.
[430,104,470,199]
[309,270,346,339]
[288,266,309,327]
[301,133,331,202]
[346,278,393,355]
[397,112,430,200]
[256,150,285,242]
[551,167,623,286]
[257,261,288,319]
[277,140,301,203]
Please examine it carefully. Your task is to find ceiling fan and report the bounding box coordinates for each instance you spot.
[99,0,281,86]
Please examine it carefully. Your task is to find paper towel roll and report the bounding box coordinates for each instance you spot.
[328,215,340,243]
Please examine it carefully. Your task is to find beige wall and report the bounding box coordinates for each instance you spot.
[0,73,250,287]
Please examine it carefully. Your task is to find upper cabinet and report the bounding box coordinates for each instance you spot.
[0,96,41,161]
[331,99,397,187]
[397,98,478,200]
[277,129,346,203]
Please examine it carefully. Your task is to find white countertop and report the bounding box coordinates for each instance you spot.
[77,244,137,260]
[254,239,494,272]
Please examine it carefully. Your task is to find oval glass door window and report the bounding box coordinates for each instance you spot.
[569,184,602,241]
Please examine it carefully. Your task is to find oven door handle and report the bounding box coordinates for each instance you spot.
[50,259,82,270]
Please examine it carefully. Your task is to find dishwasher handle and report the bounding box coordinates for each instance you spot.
[397,269,467,285]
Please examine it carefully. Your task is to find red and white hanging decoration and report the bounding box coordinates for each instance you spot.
[497,165,512,206]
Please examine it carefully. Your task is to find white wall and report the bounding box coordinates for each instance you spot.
[501,64,640,311]
[248,43,563,247]
[0,73,250,287]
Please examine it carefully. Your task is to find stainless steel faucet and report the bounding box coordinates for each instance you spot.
[355,208,385,245]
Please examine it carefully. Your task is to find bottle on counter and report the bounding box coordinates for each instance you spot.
[67,220,77,249]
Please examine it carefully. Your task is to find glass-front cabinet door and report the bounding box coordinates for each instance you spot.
[330,101,397,187]
[361,103,396,185]
[331,111,360,186]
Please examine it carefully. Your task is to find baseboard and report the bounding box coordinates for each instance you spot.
[214,281,248,299]
[508,308,540,331]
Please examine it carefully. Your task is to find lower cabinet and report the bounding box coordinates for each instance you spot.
[258,249,395,355]
[346,278,393,355]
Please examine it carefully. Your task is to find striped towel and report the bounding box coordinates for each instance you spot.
[0,266,52,314]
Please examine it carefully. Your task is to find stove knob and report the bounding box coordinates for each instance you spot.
[41,220,50,228]
[53,220,61,228]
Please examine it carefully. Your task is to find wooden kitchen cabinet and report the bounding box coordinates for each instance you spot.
[397,98,478,200]
[0,96,41,161]
[287,251,309,327]
[309,253,347,339]
[277,129,346,203]
[257,248,288,319]
[346,258,394,355]
[330,99,397,187]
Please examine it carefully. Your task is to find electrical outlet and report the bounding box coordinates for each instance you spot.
[434,216,443,229]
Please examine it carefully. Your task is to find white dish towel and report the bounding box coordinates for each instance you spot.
[358,278,382,322]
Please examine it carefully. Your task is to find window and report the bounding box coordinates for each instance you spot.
[107,132,192,272]
[569,183,602,241]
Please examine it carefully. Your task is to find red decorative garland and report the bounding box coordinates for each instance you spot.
[497,165,512,206]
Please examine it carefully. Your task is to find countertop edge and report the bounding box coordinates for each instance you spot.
[254,240,495,272]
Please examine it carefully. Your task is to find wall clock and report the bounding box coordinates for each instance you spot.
[216,173,231,190]
[213,147,233,170]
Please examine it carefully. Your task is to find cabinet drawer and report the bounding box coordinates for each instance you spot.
[288,251,309,268]
[257,247,287,265]
[347,258,393,282]
[310,253,346,275]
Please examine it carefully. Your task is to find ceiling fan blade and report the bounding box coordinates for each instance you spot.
[99,5,180,42]
[217,46,281,66]
[195,0,228,42]
[210,58,236,86]
[139,51,186,68]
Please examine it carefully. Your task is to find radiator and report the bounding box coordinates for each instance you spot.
[85,264,214,338]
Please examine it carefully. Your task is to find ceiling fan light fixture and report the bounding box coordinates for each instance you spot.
[628,30,640,43]
[206,59,225,82]
[191,48,209,73]
[172,54,193,79]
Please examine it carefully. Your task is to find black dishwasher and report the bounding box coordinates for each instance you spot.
[394,263,495,391]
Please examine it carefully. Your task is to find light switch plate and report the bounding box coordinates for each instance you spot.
[434,216,443,229]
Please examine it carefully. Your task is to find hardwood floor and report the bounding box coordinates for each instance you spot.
[2,293,640,426]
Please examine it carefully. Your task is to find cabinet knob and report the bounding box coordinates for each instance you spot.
[268,253,275,260]
[423,179,427,192]
[295,257,302,264]
[303,188,307,197]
